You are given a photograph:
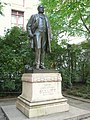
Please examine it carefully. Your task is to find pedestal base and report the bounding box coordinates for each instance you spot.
[16,96,69,118]
[16,72,69,118]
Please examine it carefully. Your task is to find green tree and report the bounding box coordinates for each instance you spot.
[0,27,34,92]
[41,0,90,37]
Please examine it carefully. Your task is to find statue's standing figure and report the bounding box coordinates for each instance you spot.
[26,5,52,69]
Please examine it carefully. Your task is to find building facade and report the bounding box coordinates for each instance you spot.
[0,0,40,36]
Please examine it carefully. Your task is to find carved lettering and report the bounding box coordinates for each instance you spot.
[39,83,57,95]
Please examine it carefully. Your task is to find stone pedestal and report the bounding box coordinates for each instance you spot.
[16,72,69,118]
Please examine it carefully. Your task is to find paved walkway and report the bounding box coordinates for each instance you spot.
[0,98,16,120]
[0,96,90,120]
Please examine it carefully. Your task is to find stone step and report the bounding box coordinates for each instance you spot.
[1,105,90,120]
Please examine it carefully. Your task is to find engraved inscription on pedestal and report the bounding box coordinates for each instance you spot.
[39,83,56,95]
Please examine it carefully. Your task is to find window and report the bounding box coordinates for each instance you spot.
[11,10,24,28]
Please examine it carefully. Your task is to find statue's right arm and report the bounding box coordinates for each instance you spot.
[26,15,34,38]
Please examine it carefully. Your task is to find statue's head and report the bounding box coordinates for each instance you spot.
[37,5,44,13]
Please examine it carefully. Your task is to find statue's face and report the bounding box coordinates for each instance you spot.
[38,6,44,13]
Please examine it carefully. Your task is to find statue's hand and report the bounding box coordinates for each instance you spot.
[29,33,33,38]
[29,31,34,38]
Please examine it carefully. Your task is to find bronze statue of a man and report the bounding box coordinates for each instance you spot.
[26,5,52,69]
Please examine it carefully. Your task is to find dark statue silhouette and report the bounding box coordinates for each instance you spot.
[26,5,52,69]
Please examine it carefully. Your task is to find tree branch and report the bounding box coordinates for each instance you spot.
[80,13,90,34]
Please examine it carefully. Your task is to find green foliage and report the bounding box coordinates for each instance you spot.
[0,26,34,73]
[66,83,90,99]
[0,26,34,92]
[0,1,3,15]
[2,80,15,91]
[41,0,90,36]
[45,38,90,89]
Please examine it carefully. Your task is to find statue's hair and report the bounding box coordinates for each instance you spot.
[37,5,44,11]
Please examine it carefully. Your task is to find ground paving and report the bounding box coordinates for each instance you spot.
[0,96,90,120]
[67,97,90,111]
